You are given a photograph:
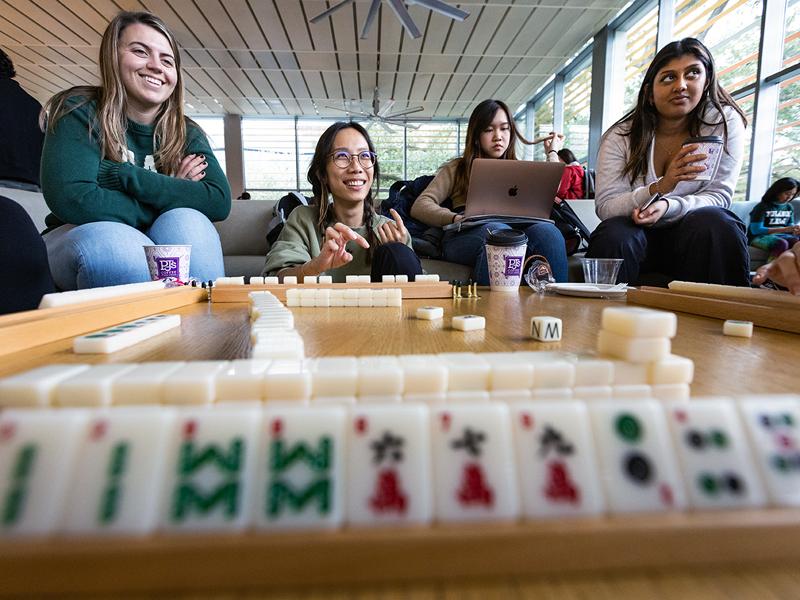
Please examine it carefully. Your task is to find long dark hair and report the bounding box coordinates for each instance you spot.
[611,37,747,184]
[308,121,380,262]
[42,11,189,176]
[452,99,529,200]
[761,177,800,204]
[557,148,577,164]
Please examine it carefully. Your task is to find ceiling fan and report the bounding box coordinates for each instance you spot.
[310,0,469,40]
[324,88,431,130]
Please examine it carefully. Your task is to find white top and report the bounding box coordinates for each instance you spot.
[594,105,746,226]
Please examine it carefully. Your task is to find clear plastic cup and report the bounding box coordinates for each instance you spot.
[143,245,191,284]
[581,258,623,285]
[485,229,528,292]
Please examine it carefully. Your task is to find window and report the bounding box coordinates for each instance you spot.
[192,116,226,175]
[242,118,296,201]
[296,119,336,193]
[619,4,658,117]
[733,94,754,201]
[785,0,800,67]
[406,122,460,181]
[515,112,531,159]
[362,121,405,188]
[563,61,592,163]
[772,75,800,180]
[533,94,554,161]
[239,117,462,200]
[674,0,763,94]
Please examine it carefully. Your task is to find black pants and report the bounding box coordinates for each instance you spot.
[370,242,423,281]
[585,206,750,287]
[0,195,55,314]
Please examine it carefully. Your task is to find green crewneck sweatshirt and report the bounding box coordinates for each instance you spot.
[40,96,231,232]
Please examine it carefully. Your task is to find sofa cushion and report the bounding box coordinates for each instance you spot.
[0,186,49,232]
[214,199,273,257]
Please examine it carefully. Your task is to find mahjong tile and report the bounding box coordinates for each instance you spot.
[431,403,519,522]
[510,402,604,518]
[0,364,91,408]
[111,361,185,405]
[398,354,448,395]
[572,386,612,400]
[738,395,800,506]
[263,359,311,401]
[572,357,613,387]
[483,353,534,391]
[612,384,652,399]
[438,353,490,391]
[61,407,176,534]
[515,352,576,389]
[346,404,432,526]
[254,405,346,530]
[310,357,358,397]
[216,359,271,403]
[0,409,89,536]
[56,363,137,407]
[159,406,260,532]
[357,356,403,396]
[667,398,765,509]
[161,361,228,405]
[589,400,685,513]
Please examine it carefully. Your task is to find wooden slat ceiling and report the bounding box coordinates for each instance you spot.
[1,0,628,119]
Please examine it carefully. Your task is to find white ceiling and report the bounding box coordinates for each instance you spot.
[1,0,628,119]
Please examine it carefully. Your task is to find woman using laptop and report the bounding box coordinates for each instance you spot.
[263,121,422,282]
[410,99,568,284]
[586,37,749,286]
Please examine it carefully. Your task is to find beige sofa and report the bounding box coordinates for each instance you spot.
[10,185,784,280]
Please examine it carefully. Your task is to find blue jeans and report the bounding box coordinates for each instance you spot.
[443,221,568,284]
[43,208,225,290]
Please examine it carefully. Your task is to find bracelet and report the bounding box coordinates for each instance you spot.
[654,177,664,196]
[547,149,558,155]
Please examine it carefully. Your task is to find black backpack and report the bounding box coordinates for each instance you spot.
[583,168,596,199]
[380,175,435,237]
[266,191,313,247]
[380,175,449,258]
[550,201,592,255]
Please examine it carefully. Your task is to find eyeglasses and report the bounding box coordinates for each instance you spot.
[329,150,377,169]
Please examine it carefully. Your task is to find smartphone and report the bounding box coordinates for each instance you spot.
[638,195,660,214]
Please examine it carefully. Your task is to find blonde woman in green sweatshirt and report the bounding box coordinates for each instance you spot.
[40,11,230,290]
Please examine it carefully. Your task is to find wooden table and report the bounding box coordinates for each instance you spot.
[1,288,799,598]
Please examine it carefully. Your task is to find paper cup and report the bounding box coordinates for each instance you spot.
[485,229,528,292]
[683,135,723,181]
[143,245,191,283]
[581,257,623,285]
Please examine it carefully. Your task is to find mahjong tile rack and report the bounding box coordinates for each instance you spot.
[0,284,207,357]
[1,288,800,597]
[628,281,800,335]
[210,280,454,303]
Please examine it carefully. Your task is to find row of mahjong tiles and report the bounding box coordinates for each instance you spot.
[1,395,799,537]
[216,274,441,285]
[2,282,800,594]
[0,354,694,407]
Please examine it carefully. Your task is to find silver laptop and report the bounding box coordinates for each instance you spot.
[444,158,564,231]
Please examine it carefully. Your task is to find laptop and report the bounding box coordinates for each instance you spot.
[443,158,565,231]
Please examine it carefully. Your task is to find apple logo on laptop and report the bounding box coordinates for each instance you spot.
[508,185,518,197]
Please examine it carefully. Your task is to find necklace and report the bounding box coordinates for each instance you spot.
[655,135,683,157]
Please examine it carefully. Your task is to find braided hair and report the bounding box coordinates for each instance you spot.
[307,121,380,263]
